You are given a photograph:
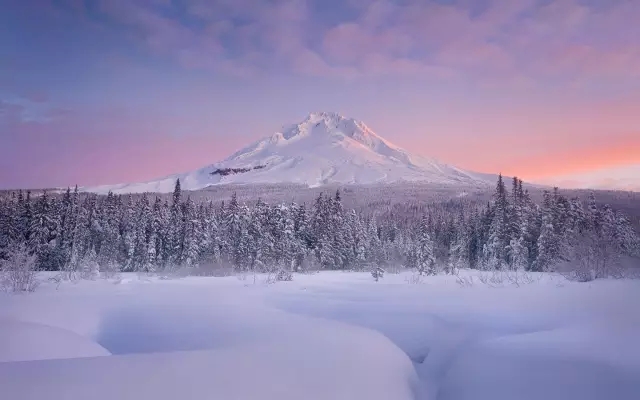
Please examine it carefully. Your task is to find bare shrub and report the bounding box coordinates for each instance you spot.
[453,269,474,288]
[477,271,498,287]
[477,269,538,287]
[190,262,235,277]
[1,245,39,293]
[237,271,249,281]
[262,264,294,285]
[60,262,79,282]
[135,272,153,282]
[503,270,537,287]
[48,274,63,290]
[405,271,424,284]
[385,264,402,274]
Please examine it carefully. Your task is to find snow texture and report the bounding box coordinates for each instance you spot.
[86,112,492,194]
[1,270,639,400]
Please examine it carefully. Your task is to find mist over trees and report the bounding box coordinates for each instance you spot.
[1,176,638,282]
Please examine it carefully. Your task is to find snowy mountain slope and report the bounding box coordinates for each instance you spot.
[86,112,493,194]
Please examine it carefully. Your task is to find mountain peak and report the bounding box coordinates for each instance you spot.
[85,112,493,193]
[306,111,344,121]
[281,111,373,143]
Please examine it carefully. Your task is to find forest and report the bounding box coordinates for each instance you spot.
[1,176,638,283]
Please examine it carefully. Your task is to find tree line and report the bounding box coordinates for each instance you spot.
[0,176,638,281]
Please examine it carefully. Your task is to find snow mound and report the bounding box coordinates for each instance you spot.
[0,303,417,400]
[85,112,492,193]
[0,339,416,400]
[0,319,110,363]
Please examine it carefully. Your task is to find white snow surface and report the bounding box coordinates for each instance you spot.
[1,270,639,400]
[86,112,492,194]
[0,319,110,363]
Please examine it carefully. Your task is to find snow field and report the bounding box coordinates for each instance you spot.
[1,270,639,400]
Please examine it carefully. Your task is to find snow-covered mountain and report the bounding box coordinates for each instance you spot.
[87,112,494,194]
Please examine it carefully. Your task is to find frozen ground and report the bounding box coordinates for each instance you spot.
[1,270,639,400]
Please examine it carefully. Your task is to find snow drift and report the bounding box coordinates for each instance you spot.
[2,271,639,400]
[0,278,418,400]
[86,112,492,194]
[0,319,110,363]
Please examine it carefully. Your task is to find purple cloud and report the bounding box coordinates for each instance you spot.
[59,0,634,82]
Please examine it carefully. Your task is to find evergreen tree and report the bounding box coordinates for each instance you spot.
[181,197,201,267]
[415,216,436,275]
[487,174,510,269]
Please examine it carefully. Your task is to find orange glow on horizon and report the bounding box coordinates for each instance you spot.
[497,138,640,181]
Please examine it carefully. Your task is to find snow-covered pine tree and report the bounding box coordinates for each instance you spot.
[97,192,121,276]
[415,216,436,275]
[232,204,251,271]
[346,209,367,270]
[0,196,10,261]
[616,211,640,257]
[483,174,510,270]
[366,216,384,268]
[52,187,74,271]
[19,191,33,245]
[533,202,559,272]
[167,180,184,267]
[130,195,151,271]
[311,193,340,269]
[28,191,58,270]
[279,204,297,273]
[146,197,164,271]
[449,208,470,269]
[156,199,171,269]
[194,201,217,267]
[247,202,266,272]
[117,195,136,272]
[329,190,348,269]
[222,192,242,266]
[181,197,201,268]
[292,202,313,271]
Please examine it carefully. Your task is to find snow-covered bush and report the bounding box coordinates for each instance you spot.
[1,244,39,293]
[563,229,625,282]
[443,261,457,276]
[296,252,321,274]
[275,268,293,282]
[79,250,100,280]
[100,260,120,280]
[371,266,385,281]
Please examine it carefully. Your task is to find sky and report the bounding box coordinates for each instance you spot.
[1,0,639,190]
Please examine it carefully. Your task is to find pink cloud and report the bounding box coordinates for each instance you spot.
[500,0,640,79]
[80,0,640,82]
